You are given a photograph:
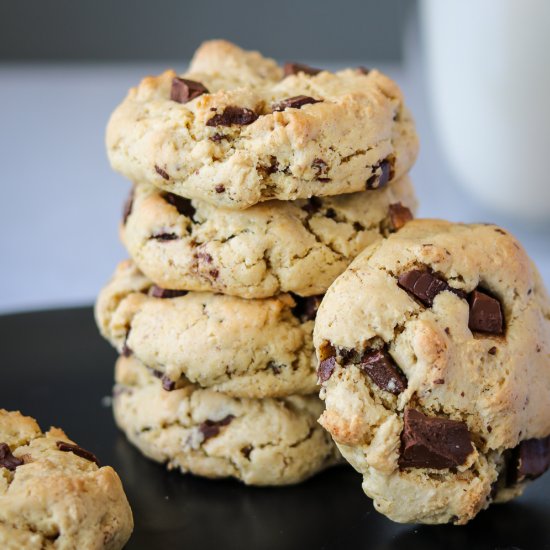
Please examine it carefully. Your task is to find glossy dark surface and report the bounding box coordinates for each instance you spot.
[1,307,549,550]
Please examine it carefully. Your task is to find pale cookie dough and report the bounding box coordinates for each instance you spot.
[113,355,340,486]
[107,40,418,209]
[0,409,133,549]
[95,260,320,398]
[121,175,416,298]
[313,219,550,525]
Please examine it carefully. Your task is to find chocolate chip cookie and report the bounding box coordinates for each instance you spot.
[0,409,133,548]
[313,219,550,524]
[107,40,418,209]
[95,260,321,398]
[121,175,416,298]
[113,355,341,486]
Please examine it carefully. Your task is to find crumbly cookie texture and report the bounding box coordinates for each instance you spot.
[0,409,133,549]
[95,260,320,398]
[106,40,418,209]
[313,219,550,525]
[121,175,416,298]
[113,355,341,486]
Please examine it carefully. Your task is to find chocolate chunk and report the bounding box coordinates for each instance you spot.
[356,66,370,75]
[170,77,209,103]
[514,436,550,482]
[272,95,322,112]
[215,184,225,193]
[318,356,336,383]
[468,290,504,335]
[302,196,323,215]
[353,222,365,231]
[122,188,134,225]
[360,349,407,395]
[206,106,258,127]
[398,269,466,307]
[199,415,235,442]
[241,445,253,459]
[258,156,279,176]
[161,375,176,392]
[267,361,282,375]
[291,294,323,322]
[150,285,188,299]
[325,208,337,219]
[366,158,393,190]
[162,192,196,219]
[388,203,413,231]
[0,443,24,471]
[154,165,170,180]
[209,268,219,279]
[210,133,226,143]
[56,441,100,466]
[312,158,328,176]
[283,62,322,76]
[399,408,473,470]
[151,232,179,241]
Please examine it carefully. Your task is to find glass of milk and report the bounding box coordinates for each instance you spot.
[420,0,550,221]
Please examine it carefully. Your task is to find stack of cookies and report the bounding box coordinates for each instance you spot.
[95,40,419,486]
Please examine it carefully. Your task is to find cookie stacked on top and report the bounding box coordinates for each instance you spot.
[96,40,419,485]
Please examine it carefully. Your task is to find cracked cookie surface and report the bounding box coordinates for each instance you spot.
[113,355,341,486]
[313,219,550,524]
[106,40,418,209]
[95,260,320,398]
[0,410,133,549]
[121,175,416,298]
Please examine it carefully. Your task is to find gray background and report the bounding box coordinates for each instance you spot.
[0,2,549,313]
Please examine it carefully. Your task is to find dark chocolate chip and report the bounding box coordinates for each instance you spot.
[434,378,445,384]
[513,436,550,482]
[267,361,282,375]
[199,415,235,442]
[291,294,323,322]
[258,156,279,176]
[325,208,337,219]
[388,203,413,231]
[302,196,323,215]
[272,95,322,112]
[56,441,100,466]
[162,192,196,219]
[283,62,322,76]
[360,348,407,395]
[488,346,497,355]
[161,375,176,392]
[398,269,466,307]
[311,158,328,177]
[150,285,188,299]
[209,269,219,279]
[241,445,253,459]
[398,408,473,470]
[154,165,170,180]
[210,133,226,143]
[170,77,209,103]
[353,222,365,231]
[468,290,504,335]
[151,232,179,241]
[215,184,225,193]
[122,188,134,225]
[206,106,258,127]
[356,66,370,75]
[0,442,24,471]
[366,158,393,190]
[318,356,336,383]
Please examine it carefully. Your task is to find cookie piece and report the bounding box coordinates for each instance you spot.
[0,410,133,549]
[313,219,550,524]
[121,175,416,298]
[106,40,418,209]
[113,355,341,486]
[95,260,319,398]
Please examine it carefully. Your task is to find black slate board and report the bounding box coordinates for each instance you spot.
[0,307,549,550]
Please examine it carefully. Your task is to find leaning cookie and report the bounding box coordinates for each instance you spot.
[107,40,418,209]
[95,260,320,398]
[121,175,416,298]
[0,409,133,549]
[114,355,341,486]
[313,219,550,525]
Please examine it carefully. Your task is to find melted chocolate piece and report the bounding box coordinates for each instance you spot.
[513,436,550,482]
[318,356,336,383]
[56,441,100,466]
[399,408,473,470]
[398,269,466,307]
[388,203,413,231]
[206,106,258,127]
[468,290,504,335]
[122,188,134,225]
[0,442,24,471]
[291,294,323,322]
[150,285,188,299]
[199,415,235,442]
[162,192,196,219]
[171,77,209,103]
[366,158,393,189]
[272,95,322,112]
[283,62,322,76]
[360,348,407,395]
[154,165,170,180]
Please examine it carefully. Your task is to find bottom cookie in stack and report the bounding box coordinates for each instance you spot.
[113,354,341,486]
